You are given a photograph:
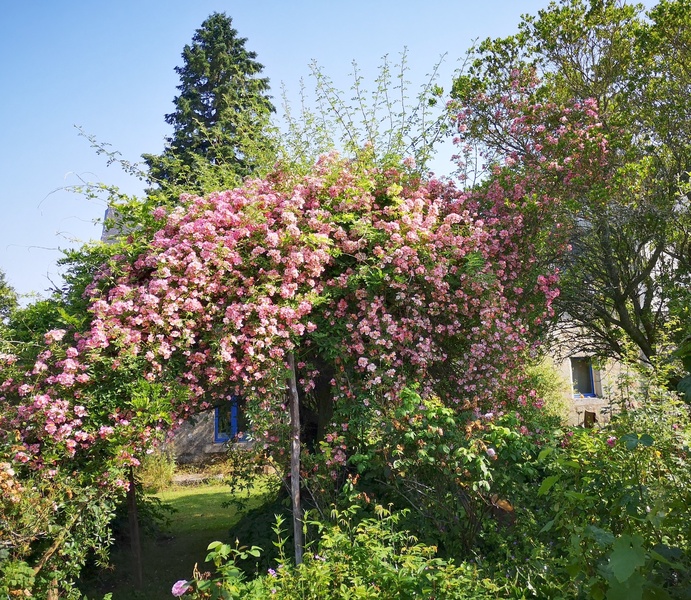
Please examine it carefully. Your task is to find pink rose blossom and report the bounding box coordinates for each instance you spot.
[171,580,190,597]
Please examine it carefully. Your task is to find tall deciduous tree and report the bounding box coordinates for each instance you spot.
[143,12,275,196]
[450,0,691,365]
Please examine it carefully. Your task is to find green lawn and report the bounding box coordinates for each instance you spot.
[79,481,274,600]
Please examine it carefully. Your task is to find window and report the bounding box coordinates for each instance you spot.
[570,357,597,397]
[214,396,246,443]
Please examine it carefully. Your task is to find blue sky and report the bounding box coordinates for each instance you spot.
[0,0,582,297]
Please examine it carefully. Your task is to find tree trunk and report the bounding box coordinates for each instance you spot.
[286,351,304,565]
[127,466,143,589]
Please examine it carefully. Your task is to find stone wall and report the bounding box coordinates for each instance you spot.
[170,410,227,464]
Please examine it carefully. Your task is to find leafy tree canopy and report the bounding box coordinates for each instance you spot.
[450,0,691,366]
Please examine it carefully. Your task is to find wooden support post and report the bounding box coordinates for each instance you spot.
[127,466,143,589]
[286,351,304,565]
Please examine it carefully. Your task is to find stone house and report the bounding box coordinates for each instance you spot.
[551,353,626,426]
[171,396,247,464]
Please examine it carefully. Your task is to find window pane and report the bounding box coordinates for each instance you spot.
[571,358,594,396]
[215,396,245,442]
[216,403,234,440]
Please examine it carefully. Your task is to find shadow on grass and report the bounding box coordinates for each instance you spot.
[79,483,278,600]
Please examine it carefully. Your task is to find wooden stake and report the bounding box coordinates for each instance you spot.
[286,351,304,565]
[127,466,143,589]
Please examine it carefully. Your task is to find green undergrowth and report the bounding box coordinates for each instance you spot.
[78,478,278,600]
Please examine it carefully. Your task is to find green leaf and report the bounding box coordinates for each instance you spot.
[587,525,615,547]
[464,251,485,274]
[538,475,560,496]
[641,585,673,600]
[606,571,646,600]
[537,446,554,462]
[564,491,587,502]
[539,519,555,534]
[609,535,646,583]
[678,375,691,400]
[639,434,654,447]
[674,337,691,371]
[591,581,607,600]
[650,544,685,569]
[648,550,673,566]
[621,433,639,450]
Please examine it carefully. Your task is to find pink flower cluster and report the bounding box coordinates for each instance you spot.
[0,343,98,467]
[1,90,610,470]
[74,149,579,442]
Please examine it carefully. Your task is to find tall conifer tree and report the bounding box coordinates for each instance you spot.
[144,12,275,195]
[0,269,17,322]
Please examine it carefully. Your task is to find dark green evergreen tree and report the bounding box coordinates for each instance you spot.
[144,12,275,196]
[0,269,17,323]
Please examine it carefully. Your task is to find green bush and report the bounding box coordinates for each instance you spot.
[524,359,571,424]
[528,387,691,599]
[138,448,176,493]
[0,556,35,598]
[343,388,560,559]
[176,505,505,599]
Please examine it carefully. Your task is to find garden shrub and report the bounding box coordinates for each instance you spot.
[175,505,506,599]
[138,448,176,493]
[336,387,562,560]
[523,359,571,424]
[528,386,691,599]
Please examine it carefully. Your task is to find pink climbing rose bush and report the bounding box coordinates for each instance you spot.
[0,85,610,592]
[0,84,611,491]
[80,145,578,443]
[2,90,608,471]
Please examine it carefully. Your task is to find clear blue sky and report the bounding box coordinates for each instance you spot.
[0,0,590,298]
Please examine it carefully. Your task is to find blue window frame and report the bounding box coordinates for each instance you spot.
[571,357,596,397]
[214,396,243,443]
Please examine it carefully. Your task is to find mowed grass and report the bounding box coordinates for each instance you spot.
[80,481,274,600]
[160,482,239,533]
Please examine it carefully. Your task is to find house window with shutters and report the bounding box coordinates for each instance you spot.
[214,396,246,443]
